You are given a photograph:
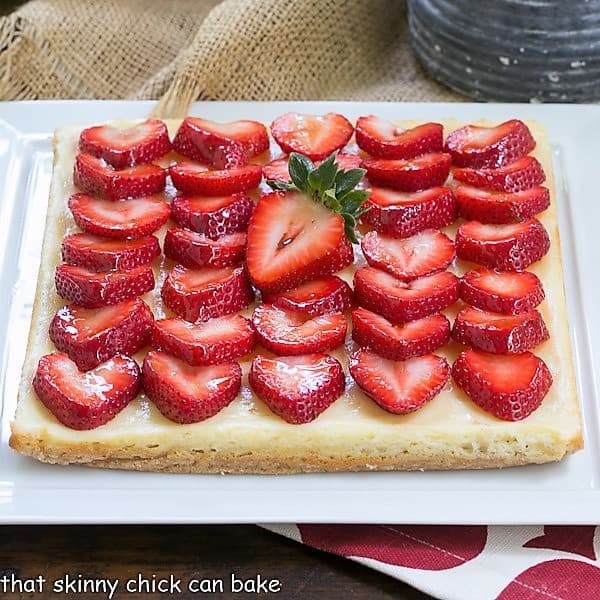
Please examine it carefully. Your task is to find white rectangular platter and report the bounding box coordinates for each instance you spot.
[0,100,598,524]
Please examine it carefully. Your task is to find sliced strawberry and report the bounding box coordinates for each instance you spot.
[352,308,450,361]
[355,117,443,159]
[79,119,172,169]
[161,265,254,322]
[263,152,362,183]
[68,193,170,240]
[172,117,269,169]
[61,233,160,272]
[49,298,153,371]
[164,229,245,268]
[349,349,450,415]
[169,162,262,196]
[32,352,140,430]
[170,193,254,240]
[264,276,353,316]
[453,155,545,192]
[249,353,345,424]
[456,185,550,223]
[270,112,354,161]
[246,191,353,293]
[151,314,254,366]
[73,153,166,199]
[252,304,347,355]
[452,307,549,354]
[452,349,552,421]
[361,230,455,281]
[361,186,457,238]
[55,264,154,308]
[142,350,241,424]
[460,268,545,315]
[354,267,459,323]
[456,219,550,271]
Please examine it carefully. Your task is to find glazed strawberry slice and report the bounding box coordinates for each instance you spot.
[151,314,255,366]
[453,155,545,192]
[452,349,552,421]
[169,162,262,196]
[361,186,457,238]
[354,267,459,323]
[355,117,443,159]
[32,353,141,430]
[349,349,450,415]
[142,351,241,424]
[172,117,269,169]
[362,152,452,192]
[270,112,354,161]
[61,233,160,272]
[68,193,170,239]
[49,298,154,371]
[452,307,549,354]
[361,230,455,281]
[352,308,450,361]
[161,265,254,322]
[252,304,347,355]
[246,191,353,293]
[74,153,166,199]
[460,268,545,315]
[164,229,245,268]
[249,353,345,424]
[79,119,172,169]
[444,119,535,168]
[170,193,254,240]
[264,276,353,316]
[456,219,550,271]
[263,152,362,183]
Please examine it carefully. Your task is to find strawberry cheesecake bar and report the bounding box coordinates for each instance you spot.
[9,111,581,472]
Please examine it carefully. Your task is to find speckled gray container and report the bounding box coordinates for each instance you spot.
[408,0,600,102]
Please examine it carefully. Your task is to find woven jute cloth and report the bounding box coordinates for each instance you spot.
[0,0,463,117]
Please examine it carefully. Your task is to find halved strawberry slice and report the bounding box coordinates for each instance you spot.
[249,353,345,424]
[270,112,354,161]
[349,349,450,415]
[170,193,254,240]
[252,304,347,355]
[361,186,457,238]
[68,193,170,239]
[354,267,459,323]
[164,229,245,268]
[142,351,241,424]
[355,117,443,159]
[49,298,154,371]
[61,233,160,272]
[151,314,255,366]
[79,119,172,169]
[362,152,452,191]
[263,152,362,183]
[264,276,353,316]
[352,308,450,361]
[161,265,254,322]
[460,268,545,315]
[444,119,535,168]
[169,162,262,196]
[361,230,455,281]
[246,191,353,293]
[456,219,550,271]
[452,349,552,421]
[453,156,545,192]
[172,117,269,169]
[74,153,166,199]
[32,352,141,430]
[55,264,154,308]
[452,307,549,354]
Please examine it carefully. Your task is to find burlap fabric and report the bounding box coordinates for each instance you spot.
[0,0,463,117]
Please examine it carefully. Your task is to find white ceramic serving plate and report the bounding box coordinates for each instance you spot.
[0,100,598,524]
